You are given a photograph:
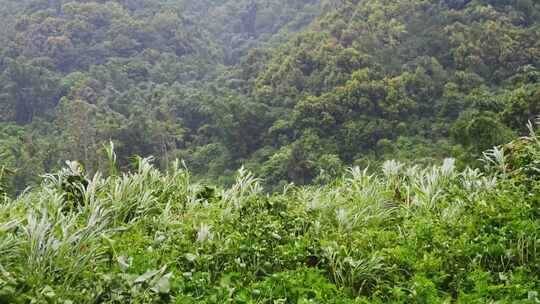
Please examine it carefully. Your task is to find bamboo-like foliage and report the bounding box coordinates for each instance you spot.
[0,126,539,302]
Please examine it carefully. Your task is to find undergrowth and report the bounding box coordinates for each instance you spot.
[1,121,540,303]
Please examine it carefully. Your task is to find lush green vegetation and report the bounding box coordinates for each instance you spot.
[1,1,540,302]
[1,0,540,191]
[1,120,539,302]
[0,0,321,191]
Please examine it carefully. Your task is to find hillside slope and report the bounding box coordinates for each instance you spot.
[1,0,539,191]
[0,0,320,190]
[227,0,540,187]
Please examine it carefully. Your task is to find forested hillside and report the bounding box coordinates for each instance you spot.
[1,0,539,191]
[1,1,540,303]
[233,0,540,187]
[0,0,321,191]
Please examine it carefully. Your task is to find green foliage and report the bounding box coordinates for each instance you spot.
[1,126,540,302]
[453,111,516,155]
[1,0,539,302]
[0,165,13,198]
[1,0,540,193]
[0,0,321,189]
[228,0,540,186]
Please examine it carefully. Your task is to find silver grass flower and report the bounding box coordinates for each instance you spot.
[382,160,403,178]
[196,223,213,242]
[441,158,456,177]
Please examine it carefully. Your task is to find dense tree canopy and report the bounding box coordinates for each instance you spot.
[0,0,539,191]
